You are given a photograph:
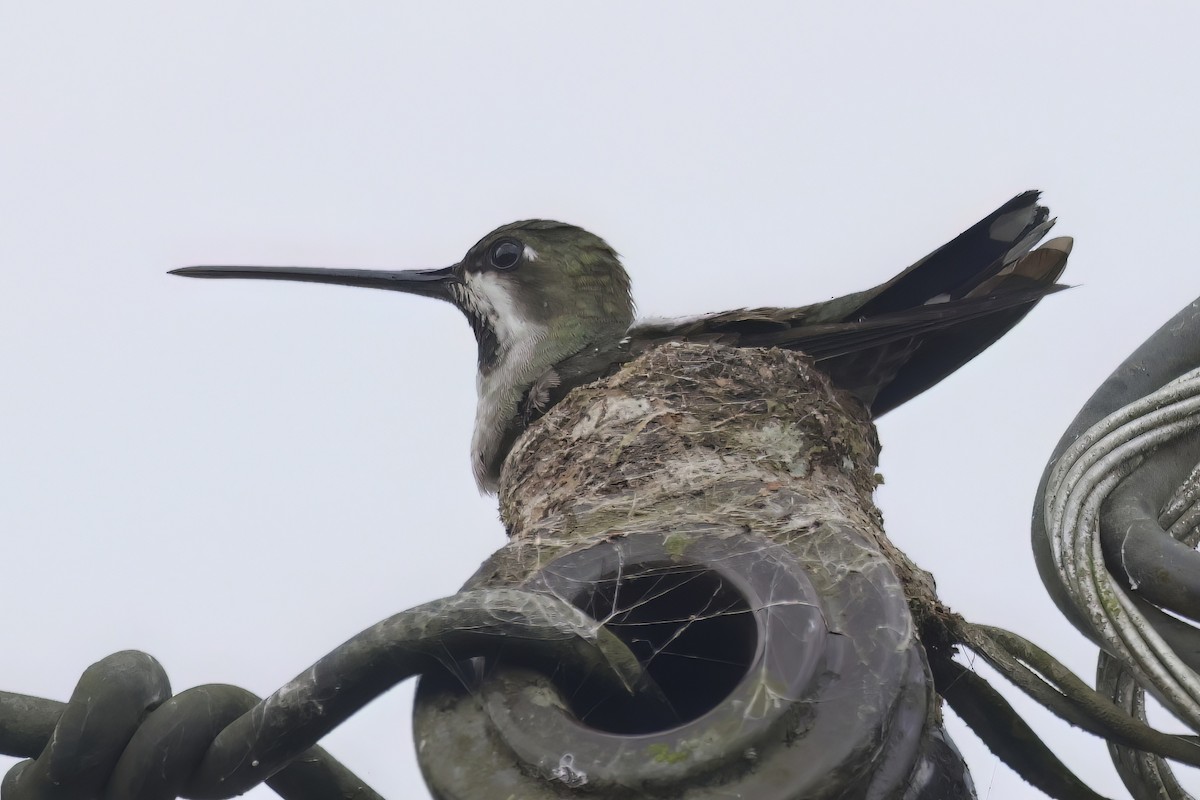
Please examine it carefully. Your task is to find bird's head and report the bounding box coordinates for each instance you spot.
[172,220,635,371]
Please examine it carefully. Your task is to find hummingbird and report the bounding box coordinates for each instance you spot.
[172,191,1070,492]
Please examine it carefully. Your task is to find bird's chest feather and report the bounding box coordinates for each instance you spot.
[456,272,556,485]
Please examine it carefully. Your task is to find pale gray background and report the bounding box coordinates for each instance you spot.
[3,3,1198,798]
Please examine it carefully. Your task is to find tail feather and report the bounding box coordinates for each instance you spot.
[855,190,1051,315]
[865,238,1071,414]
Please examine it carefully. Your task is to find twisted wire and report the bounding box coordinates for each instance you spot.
[1039,366,1200,796]
[0,588,657,799]
[1044,367,1200,719]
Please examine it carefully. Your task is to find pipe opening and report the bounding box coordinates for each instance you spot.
[561,562,756,734]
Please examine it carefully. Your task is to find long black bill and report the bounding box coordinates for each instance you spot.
[168,264,460,302]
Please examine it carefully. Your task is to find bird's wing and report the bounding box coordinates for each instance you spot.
[628,190,1056,341]
[626,192,1070,415]
[787,238,1071,412]
[864,237,1071,414]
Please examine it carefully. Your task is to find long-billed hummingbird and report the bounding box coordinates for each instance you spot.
[172,191,1070,492]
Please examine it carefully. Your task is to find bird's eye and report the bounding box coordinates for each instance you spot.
[488,240,523,270]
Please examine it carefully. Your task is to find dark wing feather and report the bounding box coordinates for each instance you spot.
[625,192,1072,415]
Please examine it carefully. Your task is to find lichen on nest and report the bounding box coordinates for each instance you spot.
[466,342,934,615]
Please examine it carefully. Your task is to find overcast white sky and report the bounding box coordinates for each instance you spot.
[3,3,1200,798]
